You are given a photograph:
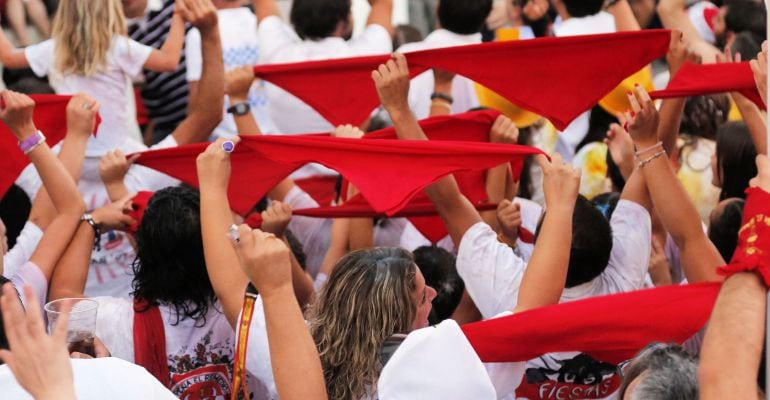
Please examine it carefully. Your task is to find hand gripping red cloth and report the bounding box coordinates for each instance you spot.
[718,187,770,286]
[461,282,720,364]
[253,30,671,130]
[650,62,766,109]
[127,191,155,236]
[0,95,72,197]
[134,133,542,217]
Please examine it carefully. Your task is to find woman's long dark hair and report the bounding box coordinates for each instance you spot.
[131,186,216,326]
[716,122,757,201]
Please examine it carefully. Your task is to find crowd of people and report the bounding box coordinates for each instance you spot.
[0,0,769,399]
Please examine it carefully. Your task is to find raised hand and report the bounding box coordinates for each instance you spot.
[0,284,76,400]
[260,201,293,238]
[496,199,522,245]
[196,136,240,192]
[372,52,411,116]
[667,29,700,77]
[225,66,255,103]
[65,93,99,138]
[625,85,660,149]
[0,90,37,141]
[233,225,293,295]
[605,114,635,179]
[99,150,139,188]
[176,0,218,32]
[332,124,365,139]
[91,194,137,231]
[489,115,519,144]
[750,41,768,105]
[536,152,581,213]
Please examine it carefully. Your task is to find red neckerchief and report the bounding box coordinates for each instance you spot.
[651,62,765,109]
[133,298,171,387]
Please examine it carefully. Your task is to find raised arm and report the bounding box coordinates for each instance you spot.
[750,41,768,106]
[172,0,225,145]
[627,85,723,282]
[367,0,393,36]
[251,0,280,22]
[606,0,641,31]
[659,30,694,159]
[233,226,327,400]
[722,47,767,154]
[225,66,262,136]
[98,150,136,202]
[656,0,720,63]
[374,53,482,247]
[142,1,185,73]
[0,91,85,276]
[513,153,579,313]
[198,137,249,328]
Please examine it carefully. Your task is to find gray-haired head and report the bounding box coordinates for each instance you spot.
[618,343,698,400]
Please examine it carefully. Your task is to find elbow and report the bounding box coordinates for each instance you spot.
[66,199,87,217]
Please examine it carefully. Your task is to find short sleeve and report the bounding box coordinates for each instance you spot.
[2,221,43,278]
[597,199,652,293]
[93,296,135,361]
[10,261,48,315]
[24,39,55,77]
[456,222,527,319]
[348,24,393,55]
[184,28,203,82]
[114,37,154,78]
[257,16,299,63]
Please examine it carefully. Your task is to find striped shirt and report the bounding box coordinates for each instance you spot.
[128,0,189,130]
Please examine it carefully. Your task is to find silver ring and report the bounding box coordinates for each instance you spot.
[221,140,235,153]
[229,224,240,244]
[82,103,92,110]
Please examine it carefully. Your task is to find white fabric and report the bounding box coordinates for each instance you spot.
[457,199,651,319]
[25,36,153,157]
[373,218,409,248]
[9,261,47,316]
[398,29,482,119]
[378,320,501,400]
[283,185,332,278]
[688,1,718,44]
[0,357,177,400]
[2,222,43,279]
[15,136,181,298]
[92,296,262,398]
[185,8,277,138]
[399,221,455,253]
[257,16,391,177]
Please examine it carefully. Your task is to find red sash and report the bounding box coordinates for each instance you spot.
[133,298,171,387]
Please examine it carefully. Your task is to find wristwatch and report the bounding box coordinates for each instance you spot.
[227,102,251,116]
[81,213,102,250]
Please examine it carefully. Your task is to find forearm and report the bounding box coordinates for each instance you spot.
[318,218,349,278]
[607,0,641,31]
[252,0,280,21]
[159,14,185,65]
[287,247,315,307]
[484,163,509,230]
[0,29,27,68]
[699,272,765,399]
[200,189,249,328]
[104,182,130,203]
[47,223,94,299]
[348,218,374,250]
[27,144,84,216]
[656,1,719,62]
[425,176,483,248]
[367,0,393,35]
[513,205,572,313]
[230,97,263,136]
[262,286,328,400]
[734,96,767,154]
[390,106,426,141]
[657,98,686,158]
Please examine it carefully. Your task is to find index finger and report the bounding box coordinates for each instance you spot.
[393,52,408,75]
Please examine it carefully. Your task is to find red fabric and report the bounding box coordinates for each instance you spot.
[295,176,339,207]
[127,191,155,236]
[253,30,670,130]
[0,95,72,197]
[133,298,170,388]
[134,87,150,126]
[461,282,720,364]
[650,62,766,109]
[718,187,770,286]
[134,135,543,216]
[703,7,719,31]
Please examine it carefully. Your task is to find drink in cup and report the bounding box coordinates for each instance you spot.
[44,298,98,358]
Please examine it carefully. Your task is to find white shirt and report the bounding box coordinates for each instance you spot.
[15,136,181,298]
[25,36,153,157]
[283,185,332,278]
[398,29,482,119]
[456,199,651,320]
[9,261,48,316]
[257,15,392,133]
[2,222,43,279]
[0,358,177,400]
[185,7,277,138]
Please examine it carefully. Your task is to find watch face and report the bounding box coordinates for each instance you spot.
[230,103,250,116]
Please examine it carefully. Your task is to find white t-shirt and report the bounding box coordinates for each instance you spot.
[398,29,482,120]
[9,261,48,316]
[245,298,524,400]
[185,7,277,139]
[93,296,270,399]
[2,222,43,279]
[0,357,177,400]
[283,185,332,279]
[25,36,154,157]
[14,136,181,298]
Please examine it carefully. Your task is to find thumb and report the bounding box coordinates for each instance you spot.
[497,199,512,211]
[127,153,141,166]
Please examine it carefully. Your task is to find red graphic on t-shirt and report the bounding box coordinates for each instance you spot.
[170,364,232,400]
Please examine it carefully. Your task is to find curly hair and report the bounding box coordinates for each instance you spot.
[679,94,730,140]
[131,186,217,326]
[307,248,417,400]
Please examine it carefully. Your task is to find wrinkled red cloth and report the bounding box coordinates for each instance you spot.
[718,187,770,286]
[651,62,765,109]
[462,282,720,364]
[254,30,670,130]
[0,95,72,197]
[133,298,170,388]
[127,191,155,236]
[134,135,542,216]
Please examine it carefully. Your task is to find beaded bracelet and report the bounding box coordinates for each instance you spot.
[637,150,666,168]
[634,141,662,158]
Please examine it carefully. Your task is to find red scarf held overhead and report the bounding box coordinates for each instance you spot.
[650,62,766,109]
[253,30,671,130]
[134,133,542,217]
[133,298,171,388]
[0,95,72,197]
[718,187,770,285]
[461,282,720,364]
